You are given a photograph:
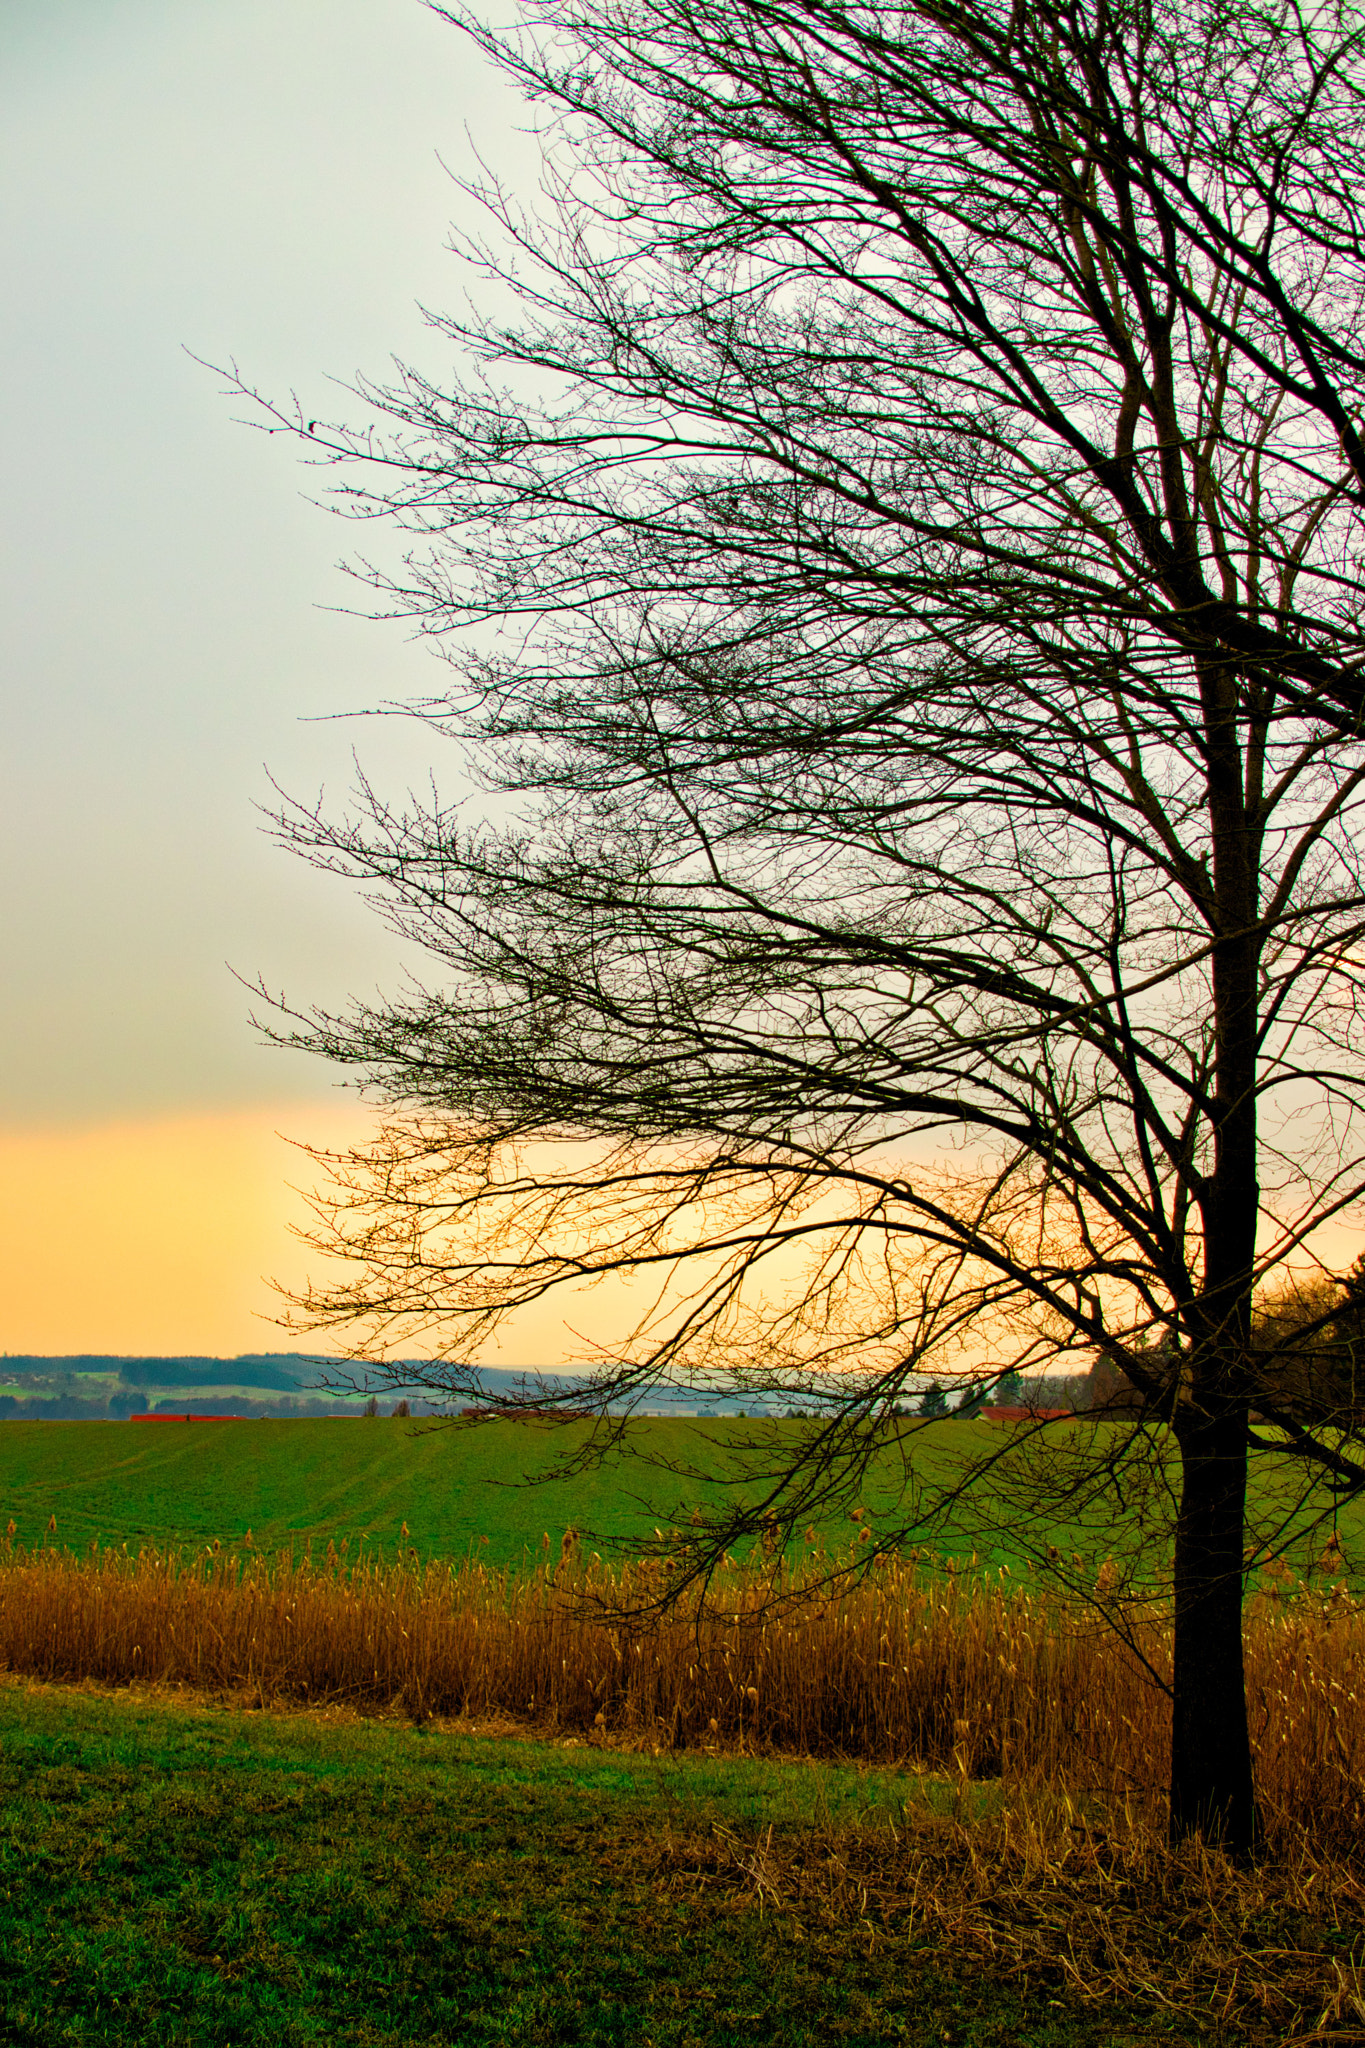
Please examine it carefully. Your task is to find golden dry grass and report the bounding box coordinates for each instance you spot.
[679,1793,1365,2043]
[0,1530,1361,1861]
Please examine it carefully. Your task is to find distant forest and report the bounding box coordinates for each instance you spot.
[0,1356,1090,1421]
[0,1357,641,1420]
[0,1355,404,1420]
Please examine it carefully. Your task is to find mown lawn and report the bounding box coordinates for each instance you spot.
[0,1416,1355,1582]
[0,1680,1219,2047]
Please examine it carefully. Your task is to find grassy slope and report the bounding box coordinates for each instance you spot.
[0,1417,984,1567]
[0,1418,716,1567]
[0,1681,1191,2048]
[0,1416,1354,1577]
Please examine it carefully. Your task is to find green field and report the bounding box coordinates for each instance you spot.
[0,1417,764,1568]
[0,1678,1337,2047]
[0,1426,1359,2047]
[0,1415,1356,1580]
[0,1416,995,1568]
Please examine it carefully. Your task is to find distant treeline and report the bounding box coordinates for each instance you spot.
[1,1354,320,1391]
[0,1393,389,1422]
[119,1357,308,1393]
[0,1357,1095,1421]
[0,1358,612,1420]
[0,1355,595,1422]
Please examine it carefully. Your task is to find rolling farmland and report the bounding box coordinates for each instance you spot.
[0,1414,1358,1581]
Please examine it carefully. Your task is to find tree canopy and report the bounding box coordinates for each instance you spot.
[241,0,1365,1852]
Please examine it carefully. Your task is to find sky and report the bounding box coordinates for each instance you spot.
[1,0,548,1356]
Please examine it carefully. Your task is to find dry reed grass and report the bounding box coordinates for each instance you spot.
[0,1530,1361,1862]
[673,1794,1365,2044]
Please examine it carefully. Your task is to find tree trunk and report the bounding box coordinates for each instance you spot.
[1169,1403,1257,1854]
[1176,649,1261,1856]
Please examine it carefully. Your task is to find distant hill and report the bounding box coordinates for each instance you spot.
[0,1355,606,1417]
[0,1357,627,1399]
[0,1357,785,1417]
[2,1353,321,1389]
[120,1356,316,1392]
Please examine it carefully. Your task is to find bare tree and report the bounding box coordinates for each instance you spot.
[237,0,1365,1853]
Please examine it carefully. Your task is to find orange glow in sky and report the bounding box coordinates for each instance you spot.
[0,1104,376,1358]
[0,1104,623,1366]
[4,1105,1358,1365]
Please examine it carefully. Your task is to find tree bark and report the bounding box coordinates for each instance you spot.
[1170,1403,1257,1853]
[1167,636,1262,1854]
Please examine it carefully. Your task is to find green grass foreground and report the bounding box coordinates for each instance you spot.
[0,1416,1356,1579]
[0,1680,1296,2048]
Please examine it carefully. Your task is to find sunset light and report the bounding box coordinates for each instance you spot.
[0,1105,367,1358]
